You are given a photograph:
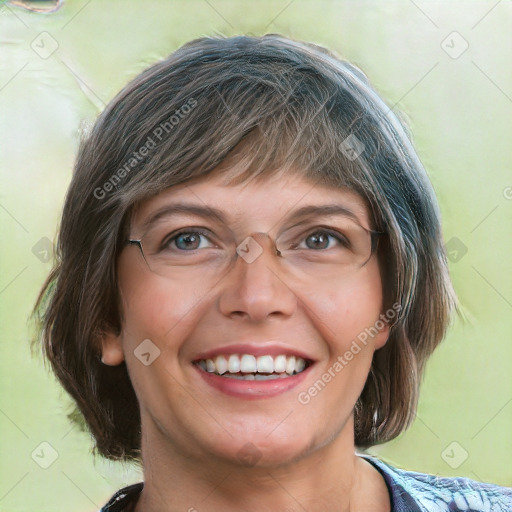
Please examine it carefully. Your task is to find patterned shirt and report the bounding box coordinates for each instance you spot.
[99,454,512,511]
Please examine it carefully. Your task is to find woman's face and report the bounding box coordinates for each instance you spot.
[102,165,390,467]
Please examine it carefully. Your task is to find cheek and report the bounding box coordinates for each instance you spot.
[303,261,384,350]
[117,253,205,345]
[116,257,206,407]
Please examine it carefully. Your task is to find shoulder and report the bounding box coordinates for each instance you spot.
[359,453,512,512]
[99,482,144,512]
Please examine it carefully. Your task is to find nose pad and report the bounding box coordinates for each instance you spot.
[235,232,280,264]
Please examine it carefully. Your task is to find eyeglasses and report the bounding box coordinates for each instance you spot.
[126,218,383,282]
[126,217,383,283]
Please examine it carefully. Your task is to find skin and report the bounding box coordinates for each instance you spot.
[101,164,391,512]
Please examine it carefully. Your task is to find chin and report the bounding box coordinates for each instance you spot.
[205,426,318,469]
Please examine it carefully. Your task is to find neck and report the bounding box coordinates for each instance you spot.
[134,415,389,512]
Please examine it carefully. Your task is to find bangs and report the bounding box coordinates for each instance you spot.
[118,64,386,235]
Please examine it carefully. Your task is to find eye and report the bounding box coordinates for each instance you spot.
[297,229,350,250]
[163,230,215,251]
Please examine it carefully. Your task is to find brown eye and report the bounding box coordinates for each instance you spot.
[175,232,202,250]
[305,232,330,250]
[163,230,214,251]
[301,230,349,250]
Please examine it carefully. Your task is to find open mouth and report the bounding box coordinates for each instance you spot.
[194,354,312,381]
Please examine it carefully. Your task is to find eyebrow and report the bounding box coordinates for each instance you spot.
[139,202,362,231]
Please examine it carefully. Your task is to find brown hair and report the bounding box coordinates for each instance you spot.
[32,34,457,462]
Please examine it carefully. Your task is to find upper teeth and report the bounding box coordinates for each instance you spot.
[197,354,307,376]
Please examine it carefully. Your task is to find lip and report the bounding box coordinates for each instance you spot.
[193,362,314,400]
[192,343,316,362]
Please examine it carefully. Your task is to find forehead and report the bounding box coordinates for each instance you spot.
[131,166,372,230]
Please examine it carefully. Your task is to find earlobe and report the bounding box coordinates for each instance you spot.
[373,320,391,351]
[100,331,125,366]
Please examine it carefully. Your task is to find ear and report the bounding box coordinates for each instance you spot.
[373,316,391,351]
[100,330,125,366]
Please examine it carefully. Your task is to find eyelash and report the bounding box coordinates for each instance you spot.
[162,229,214,251]
[162,227,349,251]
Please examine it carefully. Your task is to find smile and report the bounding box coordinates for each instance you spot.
[195,354,310,380]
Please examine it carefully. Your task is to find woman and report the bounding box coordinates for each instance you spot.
[34,34,512,511]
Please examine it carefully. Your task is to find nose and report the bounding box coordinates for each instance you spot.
[217,232,297,322]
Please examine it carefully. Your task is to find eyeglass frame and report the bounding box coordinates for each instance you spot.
[125,223,386,276]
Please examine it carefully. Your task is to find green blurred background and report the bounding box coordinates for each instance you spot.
[1,0,511,510]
